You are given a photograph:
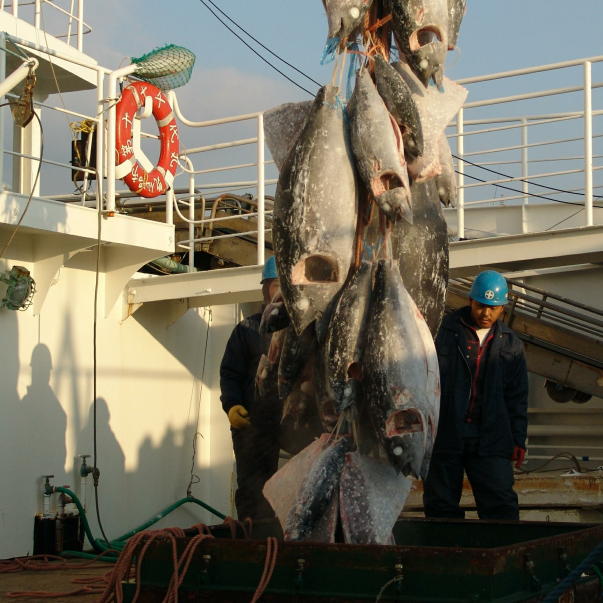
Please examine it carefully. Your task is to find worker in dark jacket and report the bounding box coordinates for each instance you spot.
[220,256,281,520]
[423,270,528,520]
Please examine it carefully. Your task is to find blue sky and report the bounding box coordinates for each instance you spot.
[84,0,603,115]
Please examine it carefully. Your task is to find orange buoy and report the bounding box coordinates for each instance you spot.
[115,81,179,198]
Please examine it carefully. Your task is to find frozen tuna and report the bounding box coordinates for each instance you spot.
[388,0,449,88]
[322,0,373,45]
[373,54,424,161]
[348,67,412,223]
[391,179,449,337]
[362,260,440,478]
[324,261,372,411]
[283,436,351,541]
[339,452,411,544]
[278,326,316,400]
[274,85,357,336]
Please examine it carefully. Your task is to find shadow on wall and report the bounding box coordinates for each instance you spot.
[21,343,68,511]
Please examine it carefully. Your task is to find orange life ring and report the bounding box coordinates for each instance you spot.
[115,81,179,198]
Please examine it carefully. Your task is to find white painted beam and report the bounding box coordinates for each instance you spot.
[449,225,603,276]
[128,265,263,306]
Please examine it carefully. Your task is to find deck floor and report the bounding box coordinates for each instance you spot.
[0,562,110,602]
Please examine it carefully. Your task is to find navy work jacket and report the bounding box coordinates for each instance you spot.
[219,313,268,414]
[433,307,529,457]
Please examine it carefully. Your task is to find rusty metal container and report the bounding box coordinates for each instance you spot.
[123,518,603,602]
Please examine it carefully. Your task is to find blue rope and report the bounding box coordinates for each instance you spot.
[320,37,339,65]
[542,540,603,602]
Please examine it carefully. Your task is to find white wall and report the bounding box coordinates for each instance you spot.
[0,252,238,558]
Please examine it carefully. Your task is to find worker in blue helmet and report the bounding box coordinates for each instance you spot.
[423,270,528,520]
[219,255,281,520]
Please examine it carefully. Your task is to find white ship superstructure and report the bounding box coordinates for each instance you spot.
[0,1,601,559]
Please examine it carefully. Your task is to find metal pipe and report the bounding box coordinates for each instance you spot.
[457,54,603,85]
[0,58,38,99]
[167,91,260,127]
[95,69,104,211]
[77,0,83,52]
[66,0,74,45]
[182,137,257,156]
[34,0,40,30]
[184,156,195,269]
[256,113,265,265]
[521,118,529,233]
[584,61,594,226]
[165,188,174,226]
[456,108,465,239]
[105,64,137,213]
[464,81,603,110]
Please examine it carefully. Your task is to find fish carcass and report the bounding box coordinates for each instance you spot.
[322,0,374,46]
[273,85,358,336]
[361,260,440,479]
[388,0,449,88]
[323,260,373,412]
[348,67,412,223]
[373,54,424,161]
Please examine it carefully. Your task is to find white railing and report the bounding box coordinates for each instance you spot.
[1,33,601,272]
[452,56,603,238]
[0,0,90,51]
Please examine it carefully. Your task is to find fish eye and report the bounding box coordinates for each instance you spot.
[349,7,360,19]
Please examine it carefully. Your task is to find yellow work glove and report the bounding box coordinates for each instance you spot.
[228,405,251,429]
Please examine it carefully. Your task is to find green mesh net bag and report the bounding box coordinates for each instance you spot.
[131,44,196,91]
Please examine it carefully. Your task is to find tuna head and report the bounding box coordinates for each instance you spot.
[373,54,424,161]
[274,86,358,335]
[388,0,449,88]
[348,67,412,223]
[362,260,440,478]
[322,0,373,44]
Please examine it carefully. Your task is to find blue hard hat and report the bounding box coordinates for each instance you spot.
[261,255,278,283]
[469,270,508,306]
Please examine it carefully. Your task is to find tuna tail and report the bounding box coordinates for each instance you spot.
[283,436,352,541]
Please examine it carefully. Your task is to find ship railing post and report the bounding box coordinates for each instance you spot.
[77,0,84,52]
[521,117,529,234]
[12,0,18,18]
[456,107,465,240]
[256,112,265,266]
[186,157,195,269]
[583,60,593,227]
[95,69,104,211]
[106,64,136,214]
[34,0,40,30]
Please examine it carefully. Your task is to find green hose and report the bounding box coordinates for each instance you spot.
[54,487,226,556]
[149,256,198,273]
[113,496,226,542]
[61,550,119,562]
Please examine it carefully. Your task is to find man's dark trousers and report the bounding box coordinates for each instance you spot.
[231,424,280,520]
[424,438,519,520]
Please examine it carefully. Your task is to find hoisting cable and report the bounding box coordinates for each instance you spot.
[197,0,316,97]
[453,153,603,200]
[202,0,321,87]
[455,168,603,208]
